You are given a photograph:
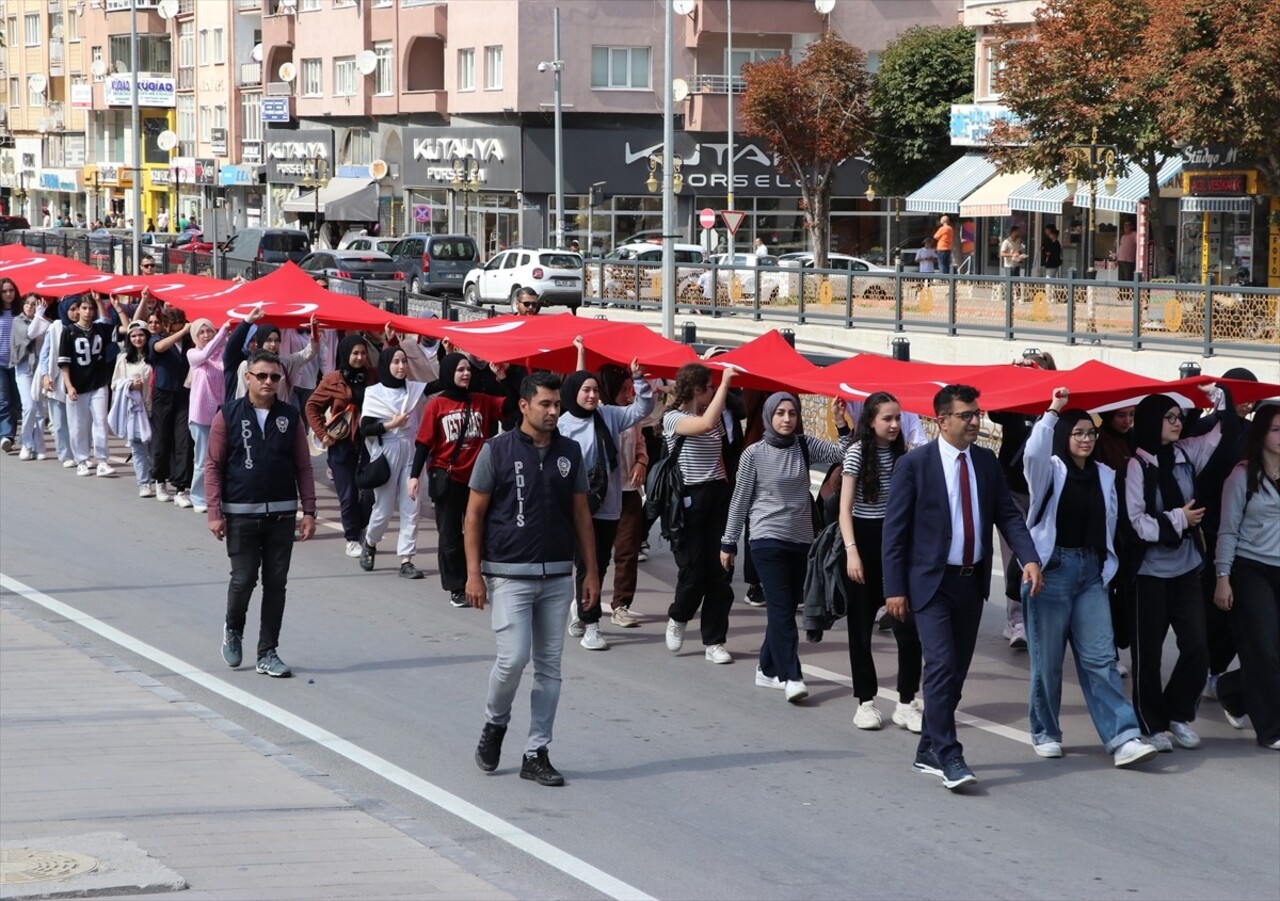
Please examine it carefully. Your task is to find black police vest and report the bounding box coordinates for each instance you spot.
[481,429,582,578]
[220,396,303,515]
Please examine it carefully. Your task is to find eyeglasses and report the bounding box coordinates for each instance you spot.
[248,371,284,383]
[1163,412,1184,424]
[1070,429,1100,441]
[946,409,984,423]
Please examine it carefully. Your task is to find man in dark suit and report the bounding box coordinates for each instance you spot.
[883,385,1042,791]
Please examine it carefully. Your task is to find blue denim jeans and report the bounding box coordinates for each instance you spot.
[484,574,573,753]
[1024,547,1142,753]
[750,538,807,683]
[0,364,18,441]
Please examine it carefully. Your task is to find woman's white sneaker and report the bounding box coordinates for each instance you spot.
[892,699,923,733]
[1113,739,1158,768]
[853,700,883,730]
[755,668,785,690]
[1169,721,1201,749]
[665,618,685,653]
[704,644,732,664]
[785,680,808,703]
[580,623,609,651]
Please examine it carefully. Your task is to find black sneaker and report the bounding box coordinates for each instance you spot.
[449,590,469,608]
[941,755,977,791]
[912,747,943,776]
[520,747,565,786]
[744,583,766,607]
[399,562,424,580]
[475,722,507,772]
[359,541,376,572]
[221,626,243,668]
[255,649,292,678]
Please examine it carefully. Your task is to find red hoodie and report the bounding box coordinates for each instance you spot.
[415,392,506,483]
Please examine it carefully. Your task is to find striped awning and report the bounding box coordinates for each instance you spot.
[905,154,999,214]
[1008,177,1073,215]
[958,169,1039,218]
[1008,156,1182,216]
[1179,196,1253,214]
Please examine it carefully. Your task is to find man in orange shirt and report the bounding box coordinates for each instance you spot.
[934,215,955,274]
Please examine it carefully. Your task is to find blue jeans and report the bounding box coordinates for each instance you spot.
[0,364,17,440]
[189,422,210,507]
[129,438,152,486]
[1024,548,1142,753]
[484,574,574,753]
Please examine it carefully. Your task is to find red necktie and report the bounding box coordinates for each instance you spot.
[958,451,975,566]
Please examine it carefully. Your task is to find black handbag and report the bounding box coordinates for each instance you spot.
[355,441,392,489]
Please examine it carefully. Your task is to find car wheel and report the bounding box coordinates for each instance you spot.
[410,277,421,294]
[509,286,523,306]
[464,284,480,306]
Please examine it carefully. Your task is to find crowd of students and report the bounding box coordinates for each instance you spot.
[2,274,1276,767]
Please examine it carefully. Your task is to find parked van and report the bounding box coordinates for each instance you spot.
[387,233,479,295]
[221,228,311,273]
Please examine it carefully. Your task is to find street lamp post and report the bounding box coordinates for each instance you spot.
[539,10,565,249]
[660,0,680,339]
[300,158,328,247]
[451,156,480,236]
[1063,127,1118,280]
[170,164,183,233]
[13,173,28,220]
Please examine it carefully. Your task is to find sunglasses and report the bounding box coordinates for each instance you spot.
[141,262,155,268]
[519,301,539,309]
[248,371,284,383]
[947,409,984,423]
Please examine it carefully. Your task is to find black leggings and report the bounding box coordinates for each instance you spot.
[668,481,734,646]
[843,516,922,703]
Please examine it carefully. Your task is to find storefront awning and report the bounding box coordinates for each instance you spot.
[958,169,1039,218]
[1009,157,1182,216]
[905,154,999,214]
[281,178,378,220]
[1008,178,1073,215]
[1179,196,1253,214]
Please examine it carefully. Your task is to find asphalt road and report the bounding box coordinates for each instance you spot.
[2,454,1277,900]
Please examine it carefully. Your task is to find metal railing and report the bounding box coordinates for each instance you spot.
[690,74,746,94]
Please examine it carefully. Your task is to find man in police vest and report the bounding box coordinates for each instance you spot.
[206,349,317,678]
[464,371,599,786]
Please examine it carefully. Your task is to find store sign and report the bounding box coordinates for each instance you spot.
[1180,143,1246,171]
[70,84,94,110]
[401,126,521,191]
[265,128,333,184]
[96,162,134,187]
[949,104,1022,147]
[211,128,227,158]
[104,75,177,109]
[261,98,291,123]
[38,169,83,193]
[149,168,171,188]
[220,165,259,187]
[241,141,262,165]
[1187,174,1246,195]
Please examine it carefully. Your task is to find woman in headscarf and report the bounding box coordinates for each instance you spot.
[306,333,377,557]
[230,319,319,405]
[186,317,231,512]
[1094,406,1137,472]
[1022,388,1156,769]
[720,391,850,701]
[36,297,77,466]
[1125,391,1221,752]
[109,320,155,496]
[358,343,430,580]
[557,354,653,651]
[10,293,50,460]
[1094,404,1140,660]
[0,277,20,452]
[408,351,517,606]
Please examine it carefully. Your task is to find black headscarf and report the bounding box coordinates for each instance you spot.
[439,352,471,402]
[1134,394,1187,511]
[562,370,618,470]
[378,345,406,390]
[257,323,282,347]
[1099,409,1137,455]
[337,334,370,408]
[1048,408,1108,554]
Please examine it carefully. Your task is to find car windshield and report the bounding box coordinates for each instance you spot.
[262,233,310,253]
[539,253,581,269]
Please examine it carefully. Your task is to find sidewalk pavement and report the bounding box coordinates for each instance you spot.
[0,608,513,901]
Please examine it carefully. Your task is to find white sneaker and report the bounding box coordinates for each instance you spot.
[1033,740,1064,758]
[62,458,78,468]
[568,609,586,638]
[1225,710,1250,730]
[1115,659,1129,677]
[853,700,883,730]
[1146,732,1174,753]
[18,448,33,461]
[138,482,155,498]
[96,462,117,477]
[345,540,363,558]
[35,453,47,461]
[1169,721,1201,749]
[755,668,785,690]
[704,644,732,664]
[75,462,92,477]
[193,503,208,514]
[173,490,193,508]
[665,618,685,653]
[580,623,608,651]
[785,680,808,703]
[892,699,923,733]
[1007,623,1027,650]
[1201,674,1218,701]
[155,482,173,502]
[1113,738,1158,768]
[609,605,640,628]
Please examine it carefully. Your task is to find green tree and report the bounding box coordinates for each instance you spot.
[867,25,975,199]
[740,34,872,268]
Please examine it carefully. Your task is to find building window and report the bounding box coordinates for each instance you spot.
[90,46,105,82]
[6,18,16,53]
[66,9,79,42]
[108,35,172,74]
[214,104,227,132]
[727,48,782,75]
[177,94,195,156]
[591,46,650,90]
[300,0,321,11]
[301,58,322,96]
[24,12,39,47]
[979,39,1005,99]
[241,91,262,143]
[178,21,194,89]
[373,41,393,96]
[198,28,209,65]
[8,78,19,108]
[199,104,211,142]
[333,57,356,96]
[457,48,475,92]
[212,27,225,65]
[28,79,45,108]
[484,45,503,90]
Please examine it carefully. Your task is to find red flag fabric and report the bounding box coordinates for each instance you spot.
[0,249,126,297]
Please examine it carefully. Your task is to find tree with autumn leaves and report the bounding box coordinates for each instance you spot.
[739,35,872,268]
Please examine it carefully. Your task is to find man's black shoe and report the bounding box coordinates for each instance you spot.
[520,747,565,786]
[450,590,469,608]
[399,561,424,580]
[475,722,507,772]
[942,755,977,791]
[912,747,943,776]
[359,541,376,572]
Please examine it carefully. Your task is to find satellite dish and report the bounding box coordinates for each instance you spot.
[28,74,48,94]
[90,59,108,78]
[114,60,129,74]
[36,119,49,134]
[251,43,263,63]
[157,0,179,19]
[672,78,689,102]
[52,24,64,39]
[814,0,836,13]
[355,50,378,76]
[673,0,695,14]
[278,61,297,83]
[157,130,178,152]
[369,159,388,180]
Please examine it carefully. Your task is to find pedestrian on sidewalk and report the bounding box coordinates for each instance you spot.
[466,371,599,787]
[206,349,317,679]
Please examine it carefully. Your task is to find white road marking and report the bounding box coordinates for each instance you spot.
[0,573,655,901]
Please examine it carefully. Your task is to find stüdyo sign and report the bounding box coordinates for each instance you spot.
[400,126,522,191]
[264,128,333,185]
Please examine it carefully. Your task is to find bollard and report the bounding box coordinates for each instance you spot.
[891,337,910,361]
[780,328,796,348]
[1178,361,1201,379]
[681,321,697,344]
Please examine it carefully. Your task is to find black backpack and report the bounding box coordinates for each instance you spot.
[643,436,687,542]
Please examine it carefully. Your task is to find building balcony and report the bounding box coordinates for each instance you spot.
[238,62,262,87]
[398,88,447,118]
[50,39,65,76]
[398,0,446,41]
[262,6,296,49]
[687,0,823,45]
[237,0,262,11]
[684,75,746,133]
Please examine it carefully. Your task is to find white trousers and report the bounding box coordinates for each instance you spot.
[67,387,109,464]
[364,435,422,559]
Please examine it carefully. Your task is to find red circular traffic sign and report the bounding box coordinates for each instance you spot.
[699,207,716,229]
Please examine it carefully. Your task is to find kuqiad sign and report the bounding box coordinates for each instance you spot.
[104,75,176,108]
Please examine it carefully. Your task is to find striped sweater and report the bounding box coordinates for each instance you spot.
[721,435,849,552]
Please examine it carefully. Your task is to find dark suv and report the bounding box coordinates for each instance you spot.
[221,228,311,275]
[0,215,31,237]
[388,234,479,296]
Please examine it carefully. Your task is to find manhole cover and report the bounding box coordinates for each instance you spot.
[0,848,99,885]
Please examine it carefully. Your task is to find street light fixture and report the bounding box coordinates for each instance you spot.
[300,158,329,246]
[451,156,480,234]
[646,154,683,195]
[1064,126,1118,279]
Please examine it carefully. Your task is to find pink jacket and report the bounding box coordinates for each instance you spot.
[186,323,230,427]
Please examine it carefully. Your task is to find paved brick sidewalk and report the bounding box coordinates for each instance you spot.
[0,608,513,901]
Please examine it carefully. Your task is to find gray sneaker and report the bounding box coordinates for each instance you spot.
[255,649,292,677]
[221,626,243,668]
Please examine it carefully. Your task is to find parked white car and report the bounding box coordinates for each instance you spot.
[463,247,585,311]
[587,242,706,302]
[777,252,897,300]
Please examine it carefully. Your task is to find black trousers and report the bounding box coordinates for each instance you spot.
[1217,557,1280,746]
[668,480,734,646]
[150,387,192,490]
[843,517,922,703]
[1201,565,1238,676]
[1131,570,1208,734]
[433,475,470,592]
[574,516,618,625]
[224,514,296,659]
[328,439,372,543]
